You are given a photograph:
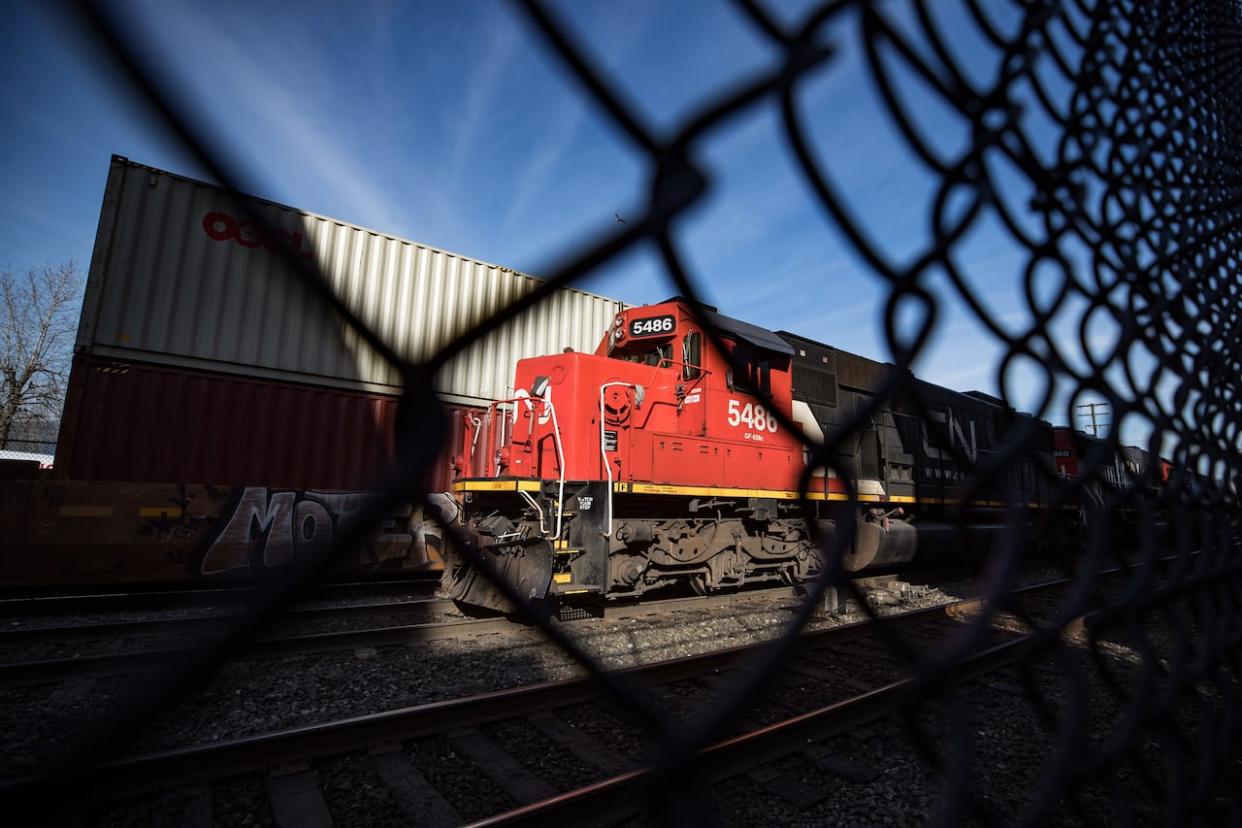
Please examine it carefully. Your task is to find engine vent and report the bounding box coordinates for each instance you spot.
[793,364,838,407]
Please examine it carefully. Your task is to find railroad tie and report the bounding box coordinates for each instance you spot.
[49,676,98,703]
[447,728,558,804]
[266,764,333,828]
[525,711,638,776]
[694,671,766,732]
[747,764,833,810]
[801,742,881,784]
[782,657,873,695]
[369,747,460,828]
[147,784,211,828]
[792,651,879,693]
[831,640,914,670]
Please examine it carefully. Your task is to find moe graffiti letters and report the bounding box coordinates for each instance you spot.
[199,488,450,576]
[0,480,455,587]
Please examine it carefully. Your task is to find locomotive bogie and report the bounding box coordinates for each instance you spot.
[444,481,938,609]
[604,515,820,597]
[442,486,829,608]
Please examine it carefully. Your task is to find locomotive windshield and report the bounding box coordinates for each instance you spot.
[617,342,673,367]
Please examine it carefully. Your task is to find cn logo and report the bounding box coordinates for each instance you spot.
[512,386,553,426]
[921,410,977,463]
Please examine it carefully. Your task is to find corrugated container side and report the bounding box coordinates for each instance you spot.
[79,157,625,405]
[58,354,475,491]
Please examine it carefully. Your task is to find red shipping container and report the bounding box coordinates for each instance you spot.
[57,354,471,491]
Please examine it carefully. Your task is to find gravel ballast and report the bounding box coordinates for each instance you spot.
[8,559,1233,825]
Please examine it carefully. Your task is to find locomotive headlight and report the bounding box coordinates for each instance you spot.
[614,313,625,327]
[613,327,624,341]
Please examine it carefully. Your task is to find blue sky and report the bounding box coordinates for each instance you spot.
[3,1,1148,438]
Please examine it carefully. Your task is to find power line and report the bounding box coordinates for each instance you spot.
[1076,402,1111,438]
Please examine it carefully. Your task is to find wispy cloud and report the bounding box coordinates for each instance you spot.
[495,100,590,242]
[128,1,407,232]
[495,3,657,250]
[440,16,520,202]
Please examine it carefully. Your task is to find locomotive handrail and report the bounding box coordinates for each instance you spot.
[518,489,549,537]
[652,356,698,374]
[486,395,567,541]
[468,413,484,471]
[489,403,512,478]
[649,358,710,410]
[599,381,641,537]
[477,402,516,477]
[538,398,567,541]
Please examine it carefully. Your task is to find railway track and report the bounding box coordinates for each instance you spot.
[0,595,457,647]
[0,614,518,685]
[0,579,896,686]
[1,565,1166,824]
[0,577,441,618]
[0,577,842,646]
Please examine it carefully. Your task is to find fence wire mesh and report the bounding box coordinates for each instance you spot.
[0,439,55,465]
[11,0,1242,823]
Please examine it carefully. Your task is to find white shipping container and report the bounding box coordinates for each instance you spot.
[78,156,626,406]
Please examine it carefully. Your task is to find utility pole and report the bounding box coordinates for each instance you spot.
[1076,402,1110,437]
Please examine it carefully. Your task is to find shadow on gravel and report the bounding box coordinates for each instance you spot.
[698,587,1240,826]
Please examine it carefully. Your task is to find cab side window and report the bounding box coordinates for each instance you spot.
[682,331,702,381]
[729,342,771,396]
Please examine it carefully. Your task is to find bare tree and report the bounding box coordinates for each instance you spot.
[0,261,82,449]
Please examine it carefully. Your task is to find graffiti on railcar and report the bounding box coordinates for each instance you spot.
[139,488,218,543]
[0,478,456,586]
[196,488,452,577]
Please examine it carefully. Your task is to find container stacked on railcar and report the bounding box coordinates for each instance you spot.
[1,156,627,587]
[58,156,626,491]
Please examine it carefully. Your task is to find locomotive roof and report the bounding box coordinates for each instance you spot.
[650,301,794,357]
[654,296,792,354]
[964,390,1005,407]
[702,310,796,356]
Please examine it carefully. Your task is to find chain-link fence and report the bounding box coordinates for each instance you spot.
[0,440,55,466]
[12,0,1242,823]
[1,421,58,467]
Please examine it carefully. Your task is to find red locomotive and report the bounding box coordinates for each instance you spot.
[444,297,1065,611]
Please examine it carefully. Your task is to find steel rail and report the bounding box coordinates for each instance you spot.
[471,631,1029,827]
[0,579,890,678]
[0,553,1191,687]
[595,584,808,620]
[0,576,877,656]
[0,597,456,647]
[0,615,521,685]
[0,570,1094,802]
[473,558,1220,826]
[596,574,899,620]
[0,578,440,617]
